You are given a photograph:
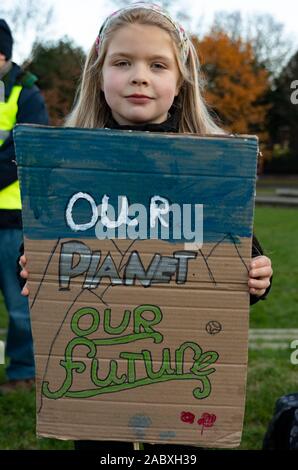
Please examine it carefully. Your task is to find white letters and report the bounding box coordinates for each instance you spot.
[100,195,138,228]
[150,195,170,228]
[66,193,203,243]
[66,192,98,231]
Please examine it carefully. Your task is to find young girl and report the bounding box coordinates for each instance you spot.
[20,2,273,451]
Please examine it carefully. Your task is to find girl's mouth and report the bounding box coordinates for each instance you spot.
[126,94,153,104]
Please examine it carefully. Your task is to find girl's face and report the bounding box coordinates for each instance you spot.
[101,23,181,126]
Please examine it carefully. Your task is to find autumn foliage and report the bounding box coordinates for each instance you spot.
[194,32,270,138]
[26,33,274,168]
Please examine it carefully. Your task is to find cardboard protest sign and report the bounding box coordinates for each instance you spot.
[14,125,258,447]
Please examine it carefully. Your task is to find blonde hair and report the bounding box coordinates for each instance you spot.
[65,8,223,134]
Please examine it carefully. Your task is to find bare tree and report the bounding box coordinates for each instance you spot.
[0,0,54,62]
[108,0,192,30]
[212,11,295,78]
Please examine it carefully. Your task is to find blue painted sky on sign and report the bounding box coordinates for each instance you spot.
[14,126,258,243]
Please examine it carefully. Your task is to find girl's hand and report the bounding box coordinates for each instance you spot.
[20,254,30,296]
[248,255,273,297]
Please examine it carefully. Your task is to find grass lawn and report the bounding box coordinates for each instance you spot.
[0,205,297,449]
[250,207,298,328]
[242,348,297,449]
[0,364,72,449]
[0,347,296,450]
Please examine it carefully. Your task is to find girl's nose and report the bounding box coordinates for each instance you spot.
[131,77,148,85]
[130,65,149,85]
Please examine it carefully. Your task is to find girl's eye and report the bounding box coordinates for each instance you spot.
[152,63,166,69]
[114,61,129,67]
[112,61,166,69]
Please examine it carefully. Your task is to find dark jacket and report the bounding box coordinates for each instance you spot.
[0,62,49,229]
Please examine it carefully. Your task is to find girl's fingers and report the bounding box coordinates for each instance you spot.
[249,287,266,296]
[250,255,272,270]
[248,278,271,289]
[21,284,29,296]
[249,266,273,278]
[19,253,29,277]
[20,254,27,266]
[20,269,28,278]
[249,257,273,295]
[19,254,29,296]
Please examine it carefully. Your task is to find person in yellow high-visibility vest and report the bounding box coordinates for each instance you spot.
[0,19,49,394]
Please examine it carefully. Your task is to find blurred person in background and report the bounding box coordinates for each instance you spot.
[0,19,48,394]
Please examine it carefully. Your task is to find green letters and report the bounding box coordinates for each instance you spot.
[42,304,218,401]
